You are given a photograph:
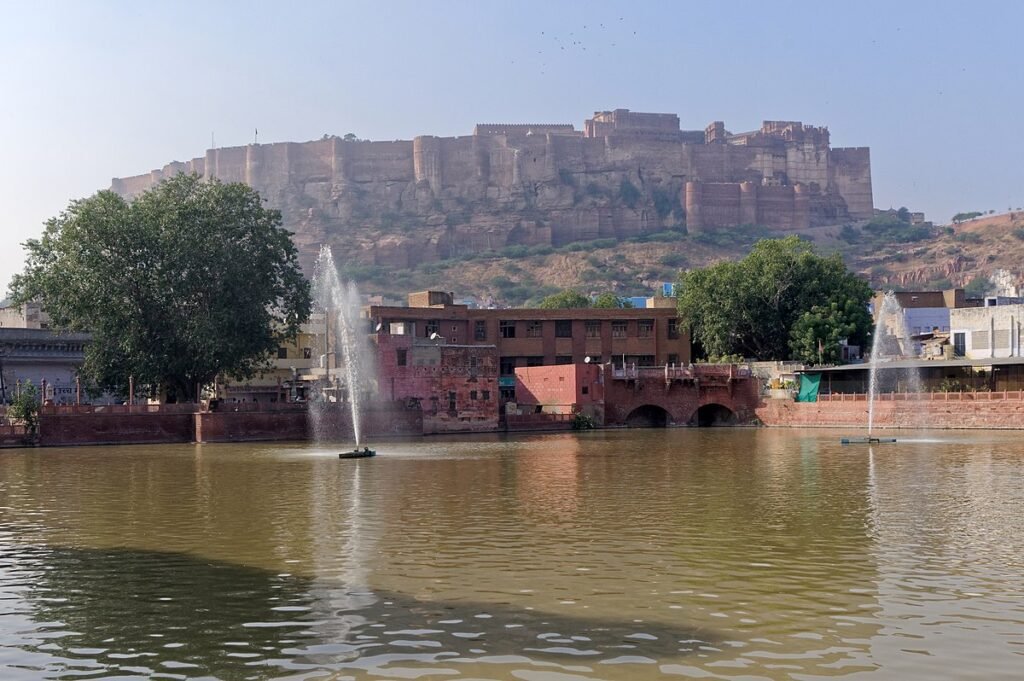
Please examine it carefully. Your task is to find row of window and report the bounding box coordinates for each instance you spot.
[278,347,313,360]
[491,319,678,339]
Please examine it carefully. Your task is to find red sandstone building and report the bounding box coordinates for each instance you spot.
[366,291,690,401]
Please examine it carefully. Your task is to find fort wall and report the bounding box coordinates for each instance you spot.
[110,109,873,270]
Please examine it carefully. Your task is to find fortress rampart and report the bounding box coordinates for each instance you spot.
[111,109,873,272]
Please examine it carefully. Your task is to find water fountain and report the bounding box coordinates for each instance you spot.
[844,291,915,444]
[310,245,375,453]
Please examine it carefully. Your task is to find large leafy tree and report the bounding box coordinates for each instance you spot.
[676,236,872,362]
[9,173,311,401]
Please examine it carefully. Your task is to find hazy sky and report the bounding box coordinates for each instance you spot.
[2,0,1022,291]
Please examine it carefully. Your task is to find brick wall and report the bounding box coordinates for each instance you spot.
[757,393,1024,429]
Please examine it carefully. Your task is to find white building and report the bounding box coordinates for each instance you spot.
[949,303,1024,359]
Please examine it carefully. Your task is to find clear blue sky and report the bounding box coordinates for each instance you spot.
[2,0,1022,291]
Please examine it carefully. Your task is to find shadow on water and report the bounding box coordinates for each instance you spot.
[5,545,721,679]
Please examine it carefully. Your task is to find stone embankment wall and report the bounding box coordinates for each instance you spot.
[757,392,1024,429]
[35,402,424,447]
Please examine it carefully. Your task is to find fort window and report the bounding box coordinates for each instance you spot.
[482,390,490,401]
[470,390,478,401]
[500,320,516,338]
[302,347,312,359]
[582,385,589,395]
[397,348,407,367]
[585,320,601,338]
[526,321,543,338]
[555,355,572,365]
[277,347,288,359]
[638,320,654,338]
[612,321,628,339]
[448,391,456,411]
[526,356,544,367]
[667,319,680,339]
[474,320,487,341]
[668,353,680,365]
[426,320,440,336]
[555,320,572,338]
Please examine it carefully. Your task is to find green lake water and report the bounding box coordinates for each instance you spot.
[0,428,1022,679]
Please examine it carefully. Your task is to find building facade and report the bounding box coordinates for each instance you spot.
[366,291,690,400]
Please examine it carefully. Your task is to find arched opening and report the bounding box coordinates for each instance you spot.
[625,404,669,428]
[693,403,736,427]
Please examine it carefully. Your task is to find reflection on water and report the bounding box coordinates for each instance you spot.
[0,429,1022,679]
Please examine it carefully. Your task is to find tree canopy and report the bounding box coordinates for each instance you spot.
[9,173,311,401]
[676,236,872,363]
[536,289,590,309]
[535,289,633,309]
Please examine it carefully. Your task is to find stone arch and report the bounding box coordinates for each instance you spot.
[692,403,736,427]
[625,404,669,428]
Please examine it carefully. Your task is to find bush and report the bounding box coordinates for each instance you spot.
[8,382,40,440]
[659,253,687,268]
[954,232,983,244]
[619,180,642,208]
[838,224,860,243]
[572,412,596,430]
[862,215,930,243]
[1013,227,1024,240]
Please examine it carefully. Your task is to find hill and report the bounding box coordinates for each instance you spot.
[340,211,1023,305]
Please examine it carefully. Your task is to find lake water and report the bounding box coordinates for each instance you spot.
[0,429,1022,680]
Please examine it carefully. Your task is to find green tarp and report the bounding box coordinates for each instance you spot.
[796,373,821,402]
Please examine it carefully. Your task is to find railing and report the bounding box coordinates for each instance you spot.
[818,391,1024,402]
[610,364,753,381]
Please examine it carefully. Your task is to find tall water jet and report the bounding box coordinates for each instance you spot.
[311,246,374,445]
[867,291,922,434]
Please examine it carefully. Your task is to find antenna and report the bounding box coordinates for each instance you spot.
[211,131,215,149]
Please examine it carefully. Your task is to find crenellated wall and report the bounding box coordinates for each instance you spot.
[110,110,873,272]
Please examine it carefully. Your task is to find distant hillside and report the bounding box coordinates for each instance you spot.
[344,211,1023,306]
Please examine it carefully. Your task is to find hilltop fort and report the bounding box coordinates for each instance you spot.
[111,109,872,273]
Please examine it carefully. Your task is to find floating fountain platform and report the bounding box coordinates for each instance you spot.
[339,448,376,459]
[840,437,896,445]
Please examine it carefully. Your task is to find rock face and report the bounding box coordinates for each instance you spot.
[110,109,873,273]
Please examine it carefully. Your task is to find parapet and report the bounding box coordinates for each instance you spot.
[474,123,576,137]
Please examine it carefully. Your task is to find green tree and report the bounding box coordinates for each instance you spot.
[7,381,40,439]
[676,236,872,361]
[592,292,632,308]
[536,289,590,308]
[789,299,871,365]
[9,173,311,401]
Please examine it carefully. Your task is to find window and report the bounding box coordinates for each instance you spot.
[482,390,490,401]
[612,321,628,338]
[302,347,312,359]
[638,320,654,338]
[668,353,679,365]
[500,320,516,338]
[470,390,478,400]
[448,391,456,411]
[526,356,544,367]
[500,357,516,375]
[582,385,589,395]
[397,348,407,366]
[426,320,440,336]
[555,355,573,365]
[474,320,486,341]
[585,320,601,338]
[555,320,572,338]
[526,320,542,338]
[277,347,288,359]
[667,319,680,339]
